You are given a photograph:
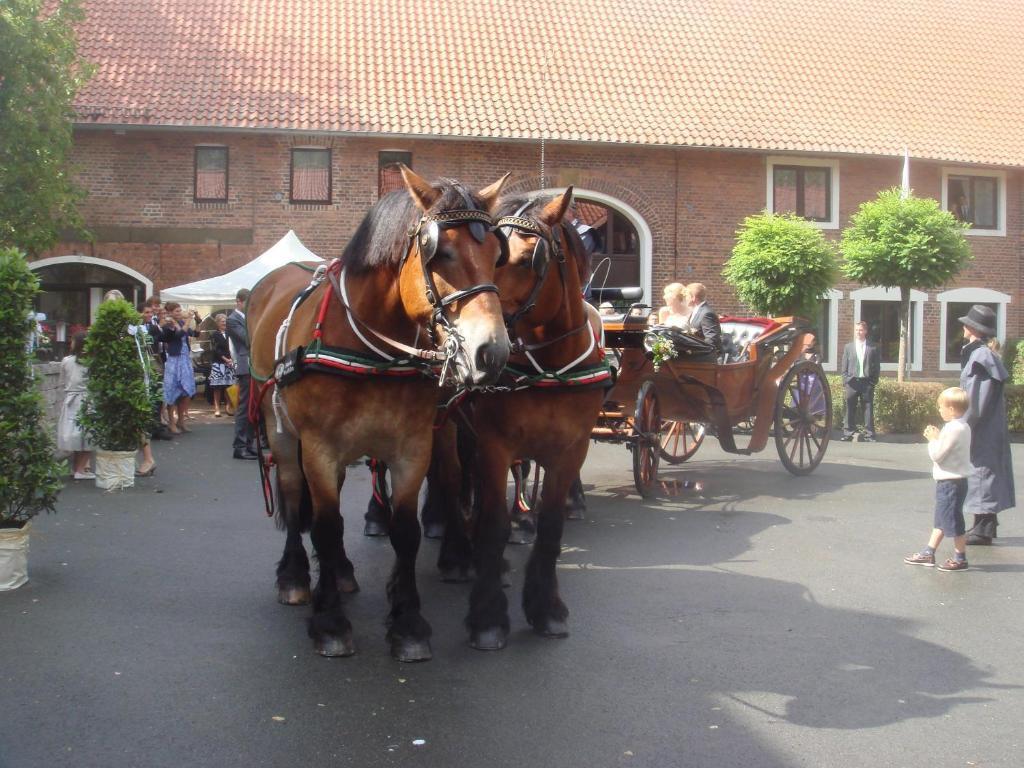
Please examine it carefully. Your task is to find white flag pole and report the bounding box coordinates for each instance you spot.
[900,147,910,199]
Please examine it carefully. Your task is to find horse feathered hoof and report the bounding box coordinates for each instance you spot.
[534,619,569,639]
[390,636,433,663]
[422,521,445,540]
[363,519,388,537]
[565,500,586,521]
[508,518,536,546]
[315,633,356,657]
[469,627,508,651]
[277,586,312,605]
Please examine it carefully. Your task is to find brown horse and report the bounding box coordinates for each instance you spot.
[248,167,510,661]
[434,189,611,649]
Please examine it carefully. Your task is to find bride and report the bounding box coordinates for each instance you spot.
[657,282,691,328]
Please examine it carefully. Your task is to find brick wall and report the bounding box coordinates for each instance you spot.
[39,128,1023,379]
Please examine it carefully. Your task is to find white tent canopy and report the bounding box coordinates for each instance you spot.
[160,230,324,305]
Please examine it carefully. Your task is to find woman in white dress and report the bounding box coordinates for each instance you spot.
[657,282,691,328]
[57,331,94,480]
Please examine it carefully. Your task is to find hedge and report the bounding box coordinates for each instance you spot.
[825,375,1024,433]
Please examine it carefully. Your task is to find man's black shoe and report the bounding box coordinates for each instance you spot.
[233,449,258,460]
[152,427,174,441]
[860,435,876,442]
[839,434,854,441]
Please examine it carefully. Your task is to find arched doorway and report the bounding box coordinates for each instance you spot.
[28,255,152,358]
[536,188,652,305]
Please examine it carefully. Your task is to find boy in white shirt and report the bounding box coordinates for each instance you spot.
[904,387,973,572]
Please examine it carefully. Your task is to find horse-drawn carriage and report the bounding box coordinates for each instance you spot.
[591,295,832,497]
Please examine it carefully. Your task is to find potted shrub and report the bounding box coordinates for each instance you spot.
[78,299,153,490]
[0,248,65,590]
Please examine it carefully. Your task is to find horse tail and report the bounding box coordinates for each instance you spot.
[272,440,315,533]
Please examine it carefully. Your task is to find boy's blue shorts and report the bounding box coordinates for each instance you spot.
[934,478,967,536]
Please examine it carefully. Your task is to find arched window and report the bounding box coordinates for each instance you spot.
[574,199,641,290]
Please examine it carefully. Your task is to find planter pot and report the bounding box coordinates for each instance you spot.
[95,449,137,491]
[0,522,31,591]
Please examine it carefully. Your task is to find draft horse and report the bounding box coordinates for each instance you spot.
[436,189,612,649]
[248,167,510,661]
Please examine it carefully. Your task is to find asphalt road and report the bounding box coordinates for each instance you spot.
[2,416,1023,768]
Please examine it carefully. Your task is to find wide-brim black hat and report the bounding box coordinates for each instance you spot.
[958,304,997,338]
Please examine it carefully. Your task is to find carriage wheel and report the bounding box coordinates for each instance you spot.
[632,381,661,497]
[658,420,706,465]
[774,359,832,476]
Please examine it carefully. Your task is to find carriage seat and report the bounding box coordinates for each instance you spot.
[718,319,773,363]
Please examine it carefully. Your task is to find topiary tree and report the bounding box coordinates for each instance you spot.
[723,212,839,318]
[842,188,971,382]
[78,300,153,452]
[0,247,64,528]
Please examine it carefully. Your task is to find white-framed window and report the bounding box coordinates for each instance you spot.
[941,167,1006,237]
[850,286,926,372]
[937,287,1011,371]
[812,289,843,371]
[766,156,840,229]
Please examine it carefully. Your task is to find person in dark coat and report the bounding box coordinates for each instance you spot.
[226,288,257,460]
[685,283,722,352]
[958,304,1015,545]
[839,320,881,441]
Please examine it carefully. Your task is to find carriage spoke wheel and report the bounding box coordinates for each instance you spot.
[632,381,661,497]
[658,420,706,465]
[774,359,832,475]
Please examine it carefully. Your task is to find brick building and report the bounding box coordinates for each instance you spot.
[33,0,1024,378]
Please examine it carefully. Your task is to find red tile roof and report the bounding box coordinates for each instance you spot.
[72,0,1024,166]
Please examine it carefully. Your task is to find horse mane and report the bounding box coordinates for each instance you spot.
[341,179,490,274]
[496,193,589,285]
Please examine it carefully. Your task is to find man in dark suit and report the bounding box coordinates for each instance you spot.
[226,288,257,460]
[685,282,722,352]
[840,320,881,441]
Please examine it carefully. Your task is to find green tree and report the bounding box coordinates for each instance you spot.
[0,0,92,256]
[841,188,971,382]
[0,247,64,528]
[78,300,153,451]
[723,212,839,318]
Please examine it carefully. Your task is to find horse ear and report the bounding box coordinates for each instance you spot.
[478,172,511,212]
[541,186,574,225]
[400,165,441,211]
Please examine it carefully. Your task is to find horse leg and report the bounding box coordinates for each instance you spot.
[420,445,447,540]
[467,449,513,650]
[302,450,355,657]
[269,427,313,605]
[508,460,537,546]
[522,456,579,638]
[364,459,390,537]
[565,474,587,520]
[433,424,472,582]
[384,455,434,662]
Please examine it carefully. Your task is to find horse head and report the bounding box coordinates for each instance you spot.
[494,187,583,330]
[398,166,511,386]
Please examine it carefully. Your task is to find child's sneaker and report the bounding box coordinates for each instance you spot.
[937,558,969,572]
[904,550,935,566]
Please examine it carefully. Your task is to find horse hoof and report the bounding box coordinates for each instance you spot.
[534,619,570,639]
[422,522,445,540]
[469,627,508,651]
[507,528,535,546]
[364,519,388,537]
[337,575,360,594]
[391,637,433,663]
[315,634,356,657]
[565,505,586,521]
[277,586,311,605]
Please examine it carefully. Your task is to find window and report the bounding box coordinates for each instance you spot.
[766,157,840,228]
[942,168,1005,236]
[290,148,332,204]
[937,288,1010,370]
[850,287,925,372]
[379,151,412,198]
[194,146,228,202]
[574,200,640,288]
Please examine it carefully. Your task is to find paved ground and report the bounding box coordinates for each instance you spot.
[2,413,1023,768]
